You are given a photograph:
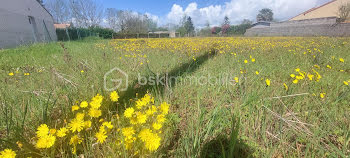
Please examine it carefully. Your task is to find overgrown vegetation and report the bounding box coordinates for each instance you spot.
[0,37,349,157]
[56,27,115,41]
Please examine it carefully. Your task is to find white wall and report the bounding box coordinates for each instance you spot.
[0,0,57,49]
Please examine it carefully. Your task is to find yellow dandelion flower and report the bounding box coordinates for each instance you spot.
[296,75,304,80]
[122,127,135,140]
[70,135,83,154]
[69,135,83,145]
[68,118,84,133]
[90,94,103,109]
[80,101,88,108]
[36,124,49,138]
[251,58,256,62]
[135,94,152,109]
[146,106,158,116]
[136,112,147,124]
[72,105,80,112]
[88,108,102,118]
[312,69,322,81]
[314,65,320,69]
[234,77,239,83]
[95,129,107,144]
[339,58,344,62]
[56,127,68,138]
[145,133,161,151]
[290,74,296,78]
[320,93,326,99]
[255,71,259,75]
[157,114,166,123]
[102,121,114,129]
[283,83,288,91]
[124,141,134,150]
[36,134,56,149]
[76,113,85,120]
[49,129,57,135]
[84,121,92,128]
[0,149,16,158]
[136,100,147,109]
[138,129,161,152]
[343,81,349,86]
[160,102,170,115]
[152,123,162,130]
[16,141,23,148]
[124,107,135,118]
[244,60,248,64]
[295,68,300,72]
[293,79,299,84]
[327,65,332,69]
[307,74,314,81]
[138,128,152,142]
[110,91,120,102]
[265,79,271,86]
[8,72,14,76]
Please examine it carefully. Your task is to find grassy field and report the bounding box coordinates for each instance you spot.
[0,37,349,157]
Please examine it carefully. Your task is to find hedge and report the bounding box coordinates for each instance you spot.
[56,27,115,41]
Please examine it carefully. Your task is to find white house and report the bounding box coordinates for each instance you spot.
[0,0,57,49]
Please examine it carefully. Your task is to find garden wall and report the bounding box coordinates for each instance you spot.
[245,17,350,37]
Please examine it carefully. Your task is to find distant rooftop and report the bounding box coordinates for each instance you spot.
[54,24,71,29]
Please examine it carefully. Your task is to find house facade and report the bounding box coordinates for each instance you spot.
[290,0,350,21]
[0,0,57,49]
[245,0,350,37]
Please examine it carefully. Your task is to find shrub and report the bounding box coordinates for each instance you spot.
[56,27,115,41]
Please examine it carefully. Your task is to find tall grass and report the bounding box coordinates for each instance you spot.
[0,37,349,157]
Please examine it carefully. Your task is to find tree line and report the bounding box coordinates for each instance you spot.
[196,8,273,36]
[45,0,165,34]
[44,0,278,37]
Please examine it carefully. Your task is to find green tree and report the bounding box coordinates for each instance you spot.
[241,19,253,25]
[176,26,187,37]
[146,16,158,32]
[227,19,252,35]
[256,8,273,22]
[223,16,230,25]
[199,21,211,37]
[222,16,230,35]
[184,16,195,36]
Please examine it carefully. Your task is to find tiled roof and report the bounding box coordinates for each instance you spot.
[289,0,337,20]
[54,24,71,29]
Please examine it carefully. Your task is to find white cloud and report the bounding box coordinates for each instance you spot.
[164,0,327,27]
[167,4,185,24]
[145,12,160,24]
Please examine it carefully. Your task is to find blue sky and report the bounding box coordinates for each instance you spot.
[100,0,330,27]
[102,0,227,16]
